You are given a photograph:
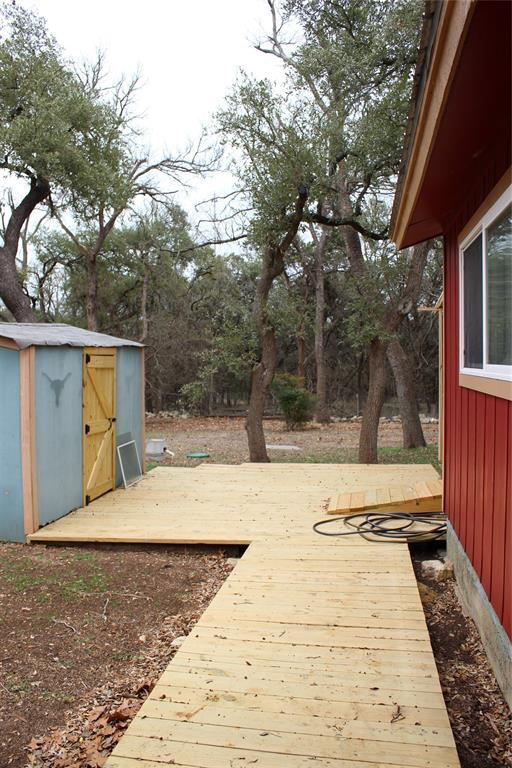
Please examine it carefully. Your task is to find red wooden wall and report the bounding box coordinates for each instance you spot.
[443,163,511,640]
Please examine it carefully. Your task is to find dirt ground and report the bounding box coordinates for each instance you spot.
[413,546,512,768]
[147,415,439,465]
[0,543,233,768]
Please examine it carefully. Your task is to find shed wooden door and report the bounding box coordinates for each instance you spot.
[82,348,116,504]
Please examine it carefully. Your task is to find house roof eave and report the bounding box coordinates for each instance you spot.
[390,0,476,249]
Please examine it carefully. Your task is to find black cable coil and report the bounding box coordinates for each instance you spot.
[313,511,447,543]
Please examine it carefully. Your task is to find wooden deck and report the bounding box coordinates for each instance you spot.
[29,463,441,545]
[30,464,460,767]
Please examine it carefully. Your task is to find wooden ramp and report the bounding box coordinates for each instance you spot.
[29,464,459,767]
[328,478,443,516]
[107,534,459,768]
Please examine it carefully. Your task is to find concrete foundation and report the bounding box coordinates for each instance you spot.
[447,522,512,709]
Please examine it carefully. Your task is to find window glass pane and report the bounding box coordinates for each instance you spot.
[487,204,512,365]
[463,234,483,368]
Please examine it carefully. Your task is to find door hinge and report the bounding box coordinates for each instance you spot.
[84,423,90,435]
[85,353,91,364]
[85,495,91,505]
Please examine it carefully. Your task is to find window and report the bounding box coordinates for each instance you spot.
[460,186,512,381]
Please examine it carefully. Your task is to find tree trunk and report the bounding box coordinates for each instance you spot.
[85,253,99,331]
[337,165,431,463]
[245,187,308,462]
[53,207,118,333]
[387,337,426,448]
[289,263,307,379]
[153,387,163,414]
[0,178,50,322]
[0,249,36,321]
[337,164,388,458]
[313,229,329,422]
[246,256,281,462]
[297,324,306,378]
[139,267,149,343]
[246,361,271,461]
[358,339,388,463]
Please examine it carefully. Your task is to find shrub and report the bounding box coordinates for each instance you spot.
[272,373,317,430]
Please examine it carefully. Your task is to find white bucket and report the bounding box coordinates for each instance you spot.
[146,438,167,455]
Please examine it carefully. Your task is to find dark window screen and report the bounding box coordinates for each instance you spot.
[118,441,142,487]
[463,234,483,369]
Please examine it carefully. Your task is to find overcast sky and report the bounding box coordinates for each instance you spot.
[28,0,284,228]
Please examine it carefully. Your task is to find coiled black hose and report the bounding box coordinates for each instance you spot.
[313,511,446,543]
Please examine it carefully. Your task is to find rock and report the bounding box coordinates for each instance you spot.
[421,559,454,581]
[420,559,444,578]
[437,560,455,582]
[171,636,187,648]
[418,583,437,606]
[265,444,301,451]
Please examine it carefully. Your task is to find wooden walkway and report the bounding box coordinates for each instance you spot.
[30,464,460,767]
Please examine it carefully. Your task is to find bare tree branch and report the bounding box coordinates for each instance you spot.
[255,0,329,115]
[307,210,387,241]
[162,232,248,257]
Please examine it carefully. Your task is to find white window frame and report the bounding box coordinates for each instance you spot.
[459,183,512,382]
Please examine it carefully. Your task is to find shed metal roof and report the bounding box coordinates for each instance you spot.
[0,323,143,350]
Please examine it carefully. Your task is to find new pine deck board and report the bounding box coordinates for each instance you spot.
[146,683,451,726]
[136,700,455,746]
[124,716,457,767]
[27,464,458,767]
[328,477,443,515]
[108,738,437,768]
[176,649,439,678]
[166,659,443,693]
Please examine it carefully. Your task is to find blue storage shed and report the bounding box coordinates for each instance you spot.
[0,323,145,542]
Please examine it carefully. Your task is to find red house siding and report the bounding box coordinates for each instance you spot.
[443,165,512,639]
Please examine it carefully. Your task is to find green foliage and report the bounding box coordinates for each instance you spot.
[35,203,194,327]
[178,253,261,411]
[217,75,321,249]
[217,0,423,252]
[0,3,129,206]
[283,0,422,179]
[272,373,317,430]
[343,243,400,350]
[180,379,208,412]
